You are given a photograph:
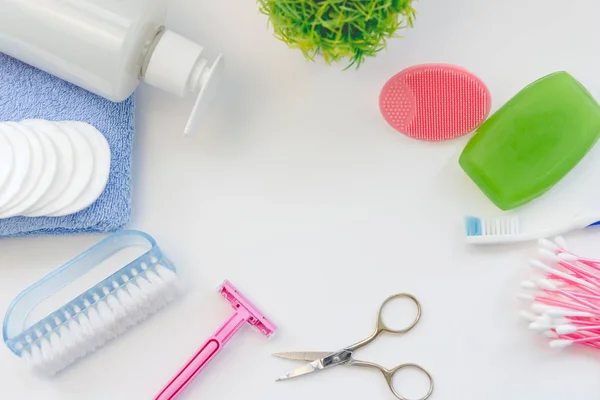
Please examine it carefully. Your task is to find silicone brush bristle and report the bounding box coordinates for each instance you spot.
[379,64,491,141]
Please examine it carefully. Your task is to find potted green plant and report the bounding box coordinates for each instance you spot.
[258,0,417,69]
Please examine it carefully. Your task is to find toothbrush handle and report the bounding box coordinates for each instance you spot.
[154,310,249,400]
[469,216,599,244]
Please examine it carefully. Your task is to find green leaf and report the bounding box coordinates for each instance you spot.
[257,0,417,69]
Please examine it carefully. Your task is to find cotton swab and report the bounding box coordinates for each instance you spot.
[520,236,600,351]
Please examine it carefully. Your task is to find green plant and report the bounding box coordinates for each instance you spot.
[258,0,417,69]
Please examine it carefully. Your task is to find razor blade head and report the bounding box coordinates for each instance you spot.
[218,280,277,338]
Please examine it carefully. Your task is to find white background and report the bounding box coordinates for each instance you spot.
[2,0,600,399]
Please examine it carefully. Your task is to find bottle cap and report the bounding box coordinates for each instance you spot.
[144,30,224,135]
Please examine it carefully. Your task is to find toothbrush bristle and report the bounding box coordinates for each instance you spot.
[17,264,180,377]
[464,216,519,237]
[464,216,481,236]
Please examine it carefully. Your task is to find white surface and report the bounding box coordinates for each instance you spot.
[2,0,600,399]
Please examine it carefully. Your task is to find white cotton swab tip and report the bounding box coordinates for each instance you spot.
[543,330,558,338]
[520,281,538,290]
[538,238,559,252]
[546,308,594,318]
[555,324,578,335]
[531,302,552,313]
[529,322,551,332]
[549,339,573,349]
[518,293,535,301]
[519,311,538,322]
[529,259,553,273]
[554,236,569,250]
[557,253,578,261]
[538,248,560,262]
[529,260,593,288]
[538,279,558,291]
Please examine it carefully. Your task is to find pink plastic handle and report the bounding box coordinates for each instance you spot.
[154,308,250,400]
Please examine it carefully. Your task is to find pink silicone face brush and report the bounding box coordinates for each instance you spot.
[379,64,492,141]
[154,280,277,400]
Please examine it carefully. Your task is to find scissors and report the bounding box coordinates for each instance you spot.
[274,293,434,400]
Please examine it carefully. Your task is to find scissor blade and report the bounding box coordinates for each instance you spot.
[273,352,332,361]
[275,360,323,382]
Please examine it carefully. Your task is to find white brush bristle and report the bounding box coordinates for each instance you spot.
[466,216,520,237]
[19,265,180,377]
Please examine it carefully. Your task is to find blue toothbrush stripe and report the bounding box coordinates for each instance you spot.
[464,216,482,236]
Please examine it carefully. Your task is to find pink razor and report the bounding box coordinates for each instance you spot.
[154,280,277,400]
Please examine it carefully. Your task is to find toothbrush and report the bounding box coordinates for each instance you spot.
[464,215,600,245]
[519,237,600,350]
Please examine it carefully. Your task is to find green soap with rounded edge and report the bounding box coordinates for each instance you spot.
[459,71,600,210]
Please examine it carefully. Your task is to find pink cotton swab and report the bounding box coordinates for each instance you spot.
[520,237,600,351]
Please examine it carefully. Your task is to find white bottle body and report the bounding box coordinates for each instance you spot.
[0,0,167,102]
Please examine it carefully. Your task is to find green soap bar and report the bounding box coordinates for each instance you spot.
[459,71,600,210]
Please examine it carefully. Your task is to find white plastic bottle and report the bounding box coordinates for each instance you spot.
[0,0,223,134]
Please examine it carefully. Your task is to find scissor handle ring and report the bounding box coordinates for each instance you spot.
[377,293,422,334]
[386,363,434,400]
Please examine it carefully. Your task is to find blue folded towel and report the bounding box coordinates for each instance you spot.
[0,53,134,237]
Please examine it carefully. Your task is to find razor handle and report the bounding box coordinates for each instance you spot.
[154,309,250,400]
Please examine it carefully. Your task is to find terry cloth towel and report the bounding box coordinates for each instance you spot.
[0,53,134,237]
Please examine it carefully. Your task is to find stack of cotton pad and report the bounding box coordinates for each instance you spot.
[0,120,110,219]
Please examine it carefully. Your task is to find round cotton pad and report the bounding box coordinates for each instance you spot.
[0,123,49,217]
[0,124,58,218]
[0,123,31,209]
[22,120,75,216]
[379,64,492,141]
[48,122,110,216]
[0,129,15,193]
[26,121,94,216]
